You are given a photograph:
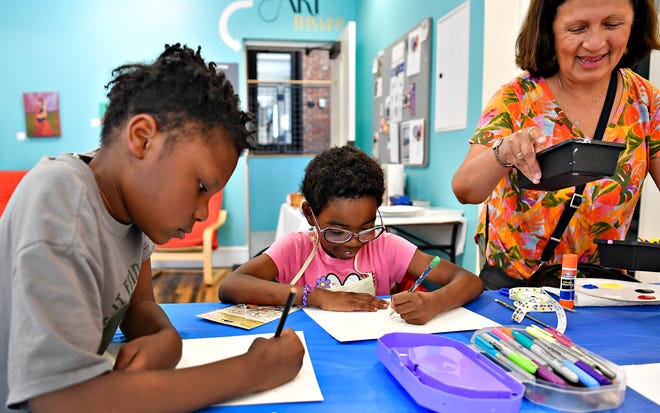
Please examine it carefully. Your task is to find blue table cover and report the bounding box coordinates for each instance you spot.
[114,290,660,412]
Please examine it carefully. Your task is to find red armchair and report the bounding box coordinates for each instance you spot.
[0,170,29,217]
[150,191,227,285]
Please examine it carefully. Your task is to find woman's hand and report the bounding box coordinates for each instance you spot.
[453,125,548,204]
[497,126,547,184]
[309,288,389,311]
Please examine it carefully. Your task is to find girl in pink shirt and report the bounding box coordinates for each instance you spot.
[219,146,483,324]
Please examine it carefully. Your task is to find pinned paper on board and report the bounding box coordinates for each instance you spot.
[400,118,425,165]
[389,41,405,123]
[372,17,431,167]
[406,27,422,76]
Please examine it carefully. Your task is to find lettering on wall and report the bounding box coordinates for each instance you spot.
[219,0,344,51]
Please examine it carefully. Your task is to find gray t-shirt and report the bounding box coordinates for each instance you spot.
[0,153,154,411]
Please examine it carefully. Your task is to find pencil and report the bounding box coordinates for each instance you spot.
[274,288,297,337]
[494,298,552,329]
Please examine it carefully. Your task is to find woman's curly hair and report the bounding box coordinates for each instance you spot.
[301,146,385,216]
[101,43,254,154]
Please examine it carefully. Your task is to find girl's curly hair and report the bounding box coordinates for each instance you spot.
[301,146,385,215]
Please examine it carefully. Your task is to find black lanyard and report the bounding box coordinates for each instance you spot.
[539,70,619,264]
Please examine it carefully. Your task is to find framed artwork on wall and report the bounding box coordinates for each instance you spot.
[23,91,61,137]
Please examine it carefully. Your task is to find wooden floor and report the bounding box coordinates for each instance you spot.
[151,268,230,303]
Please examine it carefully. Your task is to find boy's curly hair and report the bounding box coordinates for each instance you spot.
[101,43,254,154]
[301,146,384,215]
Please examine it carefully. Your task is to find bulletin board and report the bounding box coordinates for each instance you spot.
[372,17,432,167]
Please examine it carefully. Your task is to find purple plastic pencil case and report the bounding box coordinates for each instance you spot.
[377,332,524,413]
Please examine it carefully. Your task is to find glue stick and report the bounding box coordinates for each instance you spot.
[559,253,577,309]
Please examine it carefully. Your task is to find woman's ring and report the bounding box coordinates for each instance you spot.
[516,152,525,159]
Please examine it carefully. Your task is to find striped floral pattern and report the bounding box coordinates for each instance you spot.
[470,69,660,280]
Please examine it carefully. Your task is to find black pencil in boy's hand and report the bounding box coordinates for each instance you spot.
[274,288,297,337]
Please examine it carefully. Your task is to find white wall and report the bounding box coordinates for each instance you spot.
[482,0,529,105]
[637,48,660,283]
[479,0,528,271]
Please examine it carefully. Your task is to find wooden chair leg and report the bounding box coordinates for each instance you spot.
[203,247,214,286]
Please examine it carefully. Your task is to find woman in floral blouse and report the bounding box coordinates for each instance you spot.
[452,0,660,289]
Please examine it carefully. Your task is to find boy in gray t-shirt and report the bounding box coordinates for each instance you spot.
[0,44,304,413]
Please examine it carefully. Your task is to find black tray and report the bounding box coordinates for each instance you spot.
[596,239,660,272]
[518,139,625,191]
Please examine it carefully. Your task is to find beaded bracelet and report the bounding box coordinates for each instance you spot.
[302,284,314,308]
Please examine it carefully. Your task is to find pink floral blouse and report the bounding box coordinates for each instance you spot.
[470,68,660,280]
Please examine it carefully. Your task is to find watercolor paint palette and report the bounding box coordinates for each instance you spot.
[576,278,660,303]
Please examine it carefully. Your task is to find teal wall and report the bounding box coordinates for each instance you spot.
[357,0,484,269]
[1,0,484,269]
[0,0,358,248]
[248,156,312,230]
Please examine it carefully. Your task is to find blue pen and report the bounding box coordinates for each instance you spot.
[409,256,441,292]
[390,256,441,316]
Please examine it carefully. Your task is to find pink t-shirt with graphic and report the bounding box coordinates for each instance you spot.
[267,231,417,296]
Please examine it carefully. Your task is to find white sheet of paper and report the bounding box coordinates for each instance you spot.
[623,363,660,404]
[406,27,422,76]
[106,331,323,406]
[388,121,400,163]
[304,305,499,342]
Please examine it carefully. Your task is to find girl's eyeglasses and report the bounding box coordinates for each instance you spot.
[310,210,385,244]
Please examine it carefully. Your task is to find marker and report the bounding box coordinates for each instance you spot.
[532,358,568,386]
[274,288,296,337]
[541,339,612,386]
[525,327,580,383]
[481,333,538,374]
[543,327,617,380]
[539,342,600,387]
[409,256,441,292]
[513,330,577,384]
[475,336,535,381]
[543,327,573,347]
[390,256,441,316]
[491,328,545,367]
[528,324,555,340]
[493,299,552,329]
